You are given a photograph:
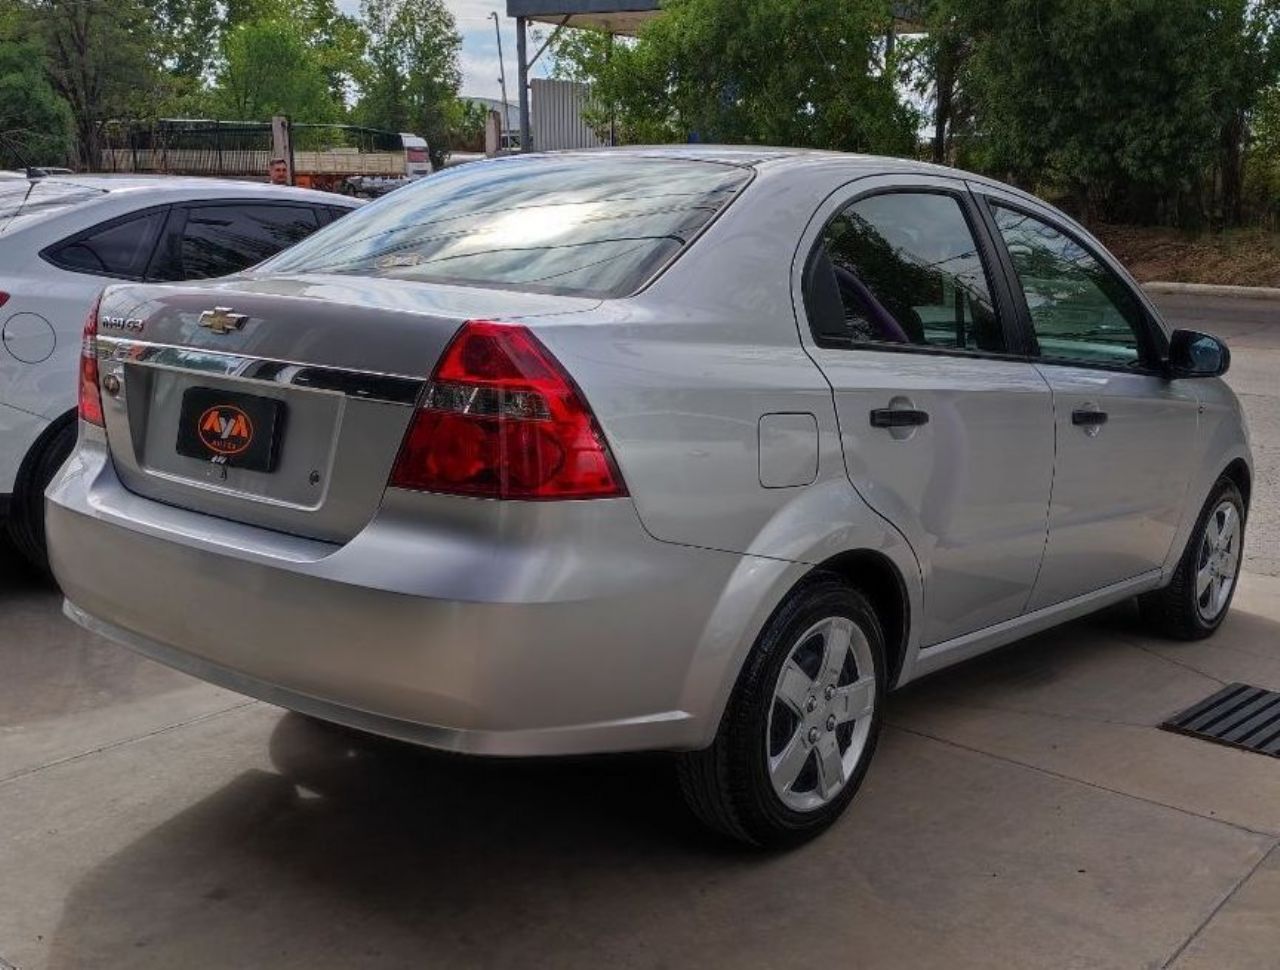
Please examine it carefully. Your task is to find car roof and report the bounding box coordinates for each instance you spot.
[534,144,1048,213]
[21,173,358,202]
[0,175,359,238]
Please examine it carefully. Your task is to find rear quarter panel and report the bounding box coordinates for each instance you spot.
[530,162,925,704]
[532,163,897,562]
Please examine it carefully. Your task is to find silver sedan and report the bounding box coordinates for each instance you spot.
[48,148,1251,846]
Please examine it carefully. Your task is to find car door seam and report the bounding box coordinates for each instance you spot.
[1021,363,1058,615]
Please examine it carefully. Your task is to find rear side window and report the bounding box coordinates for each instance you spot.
[261,156,752,298]
[44,209,167,278]
[151,204,320,280]
[805,191,1004,354]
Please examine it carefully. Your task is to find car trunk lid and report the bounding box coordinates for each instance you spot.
[94,274,599,543]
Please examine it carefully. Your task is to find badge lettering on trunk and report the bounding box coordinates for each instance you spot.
[198,307,247,335]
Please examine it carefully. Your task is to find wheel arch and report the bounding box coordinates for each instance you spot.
[1222,457,1252,512]
[14,406,77,497]
[810,549,911,689]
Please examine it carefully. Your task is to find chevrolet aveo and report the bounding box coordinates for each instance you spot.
[47,148,1251,847]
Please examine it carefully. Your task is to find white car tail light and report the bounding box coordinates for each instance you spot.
[78,293,104,426]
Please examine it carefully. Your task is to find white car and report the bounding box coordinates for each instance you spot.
[0,175,359,569]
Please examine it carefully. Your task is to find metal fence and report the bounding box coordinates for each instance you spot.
[98,120,403,176]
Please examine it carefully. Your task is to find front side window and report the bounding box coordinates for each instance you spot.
[804,191,1004,353]
[153,204,320,280]
[992,205,1148,367]
[45,209,167,278]
[262,156,752,298]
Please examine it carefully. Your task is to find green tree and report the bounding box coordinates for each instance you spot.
[355,0,461,163]
[32,0,167,168]
[958,0,1280,225]
[897,0,974,165]
[552,0,918,154]
[212,18,341,121]
[1207,1,1280,225]
[0,25,72,168]
[450,97,491,151]
[152,0,220,81]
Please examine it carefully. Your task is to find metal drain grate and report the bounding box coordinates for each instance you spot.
[1163,683,1280,757]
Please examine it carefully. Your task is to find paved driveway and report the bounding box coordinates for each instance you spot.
[2,292,1279,969]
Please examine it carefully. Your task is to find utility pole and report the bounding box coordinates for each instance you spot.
[490,11,510,146]
[516,16,532,152]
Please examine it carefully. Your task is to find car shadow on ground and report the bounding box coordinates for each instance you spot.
[34,599,1280,969]
[40,715,770,967]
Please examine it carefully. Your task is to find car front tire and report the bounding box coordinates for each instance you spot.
[1140,476,1246,640]
[678,574,886,848]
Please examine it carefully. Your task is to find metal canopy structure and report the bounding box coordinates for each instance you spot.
[507,0,661,36]
[506,1,661,151]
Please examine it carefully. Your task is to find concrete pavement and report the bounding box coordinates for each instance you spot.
[1,292,1279,968]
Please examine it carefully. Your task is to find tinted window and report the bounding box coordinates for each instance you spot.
[45,209,167,277]
[805,192,1004,353]
[262,156,751,298]
[153,204,320,280]
[992,205,1147,367]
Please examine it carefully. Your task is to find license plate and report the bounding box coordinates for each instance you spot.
[176,387,285,473]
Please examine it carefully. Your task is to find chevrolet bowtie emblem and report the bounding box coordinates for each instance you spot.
[198,307,248,335]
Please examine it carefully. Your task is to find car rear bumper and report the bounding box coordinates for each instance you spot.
[48,434,784,756]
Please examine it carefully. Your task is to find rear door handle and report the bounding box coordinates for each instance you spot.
[870,408,930,429]
[1071,409,1109,427]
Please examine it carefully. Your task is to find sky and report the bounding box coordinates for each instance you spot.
[336,0,550,104]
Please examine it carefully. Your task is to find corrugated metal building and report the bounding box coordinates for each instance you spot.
[531,79,607,151]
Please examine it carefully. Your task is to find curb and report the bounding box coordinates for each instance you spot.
[1143,281,1280,301]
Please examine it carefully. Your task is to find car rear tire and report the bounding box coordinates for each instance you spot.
[1140,477,1246,640]
[6,414,76,576]
[677,573,886,848]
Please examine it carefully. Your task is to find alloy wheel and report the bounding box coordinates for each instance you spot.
[765,615,876,812]
[1195,499,1242,623]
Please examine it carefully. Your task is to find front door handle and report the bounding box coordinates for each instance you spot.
[870,408,930,429]
[1071,408,1109,427]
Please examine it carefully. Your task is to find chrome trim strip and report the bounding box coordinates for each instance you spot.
[96,336,425,406]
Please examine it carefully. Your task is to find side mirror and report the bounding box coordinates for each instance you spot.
[1168,329,1230,378]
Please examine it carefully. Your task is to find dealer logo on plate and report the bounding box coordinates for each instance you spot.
[197,404,254,456]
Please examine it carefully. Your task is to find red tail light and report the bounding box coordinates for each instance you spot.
[389,320,626,500]
[78,294,104,426]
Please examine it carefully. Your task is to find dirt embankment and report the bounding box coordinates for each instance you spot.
[1093,225,1280,286]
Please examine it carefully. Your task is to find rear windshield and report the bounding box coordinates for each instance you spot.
[0,179,106,234]
[260,155,752,298]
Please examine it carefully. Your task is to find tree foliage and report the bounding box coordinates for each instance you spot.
[953,0,1280,224]
[0,18,72,168]
[4,0,1280,229]
[28,0,173,167]
[554,0,918,154]
[212,18,341,122]
[354,0,461,166]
